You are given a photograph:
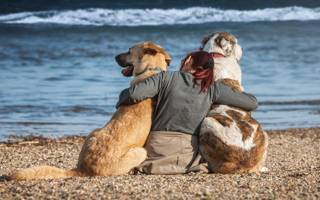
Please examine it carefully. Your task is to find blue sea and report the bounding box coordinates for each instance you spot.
[0,1,320,140]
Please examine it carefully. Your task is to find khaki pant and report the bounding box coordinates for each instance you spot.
[136,131,208,175]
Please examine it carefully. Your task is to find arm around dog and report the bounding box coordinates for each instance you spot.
[116,72,167,108]
[213,81,258,111]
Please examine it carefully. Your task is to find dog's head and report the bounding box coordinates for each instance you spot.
[201,32,242,61]
[115,42,171,77]
[201,32,244,91]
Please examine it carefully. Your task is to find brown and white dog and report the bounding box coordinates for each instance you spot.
[8,42,171,180]
[199,32,268,173]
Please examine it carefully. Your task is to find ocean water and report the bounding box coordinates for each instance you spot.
[0,1,320,140]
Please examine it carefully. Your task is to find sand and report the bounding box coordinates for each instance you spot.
[0,128,319,199]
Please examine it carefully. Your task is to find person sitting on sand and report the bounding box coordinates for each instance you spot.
[116,51,258,174]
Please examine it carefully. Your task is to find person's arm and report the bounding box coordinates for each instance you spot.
[116,72,166,108]
[213,81,258,111]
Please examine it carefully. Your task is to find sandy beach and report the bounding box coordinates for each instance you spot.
[0,127,319,199]
[1,1,320,199]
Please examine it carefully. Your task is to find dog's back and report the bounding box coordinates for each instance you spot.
[200,81,268,173]
[76,99,153,175]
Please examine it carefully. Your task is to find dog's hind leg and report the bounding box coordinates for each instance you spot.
[115,147,147,175]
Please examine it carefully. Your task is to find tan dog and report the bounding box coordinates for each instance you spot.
[8,42,171,180]
[199,32,268,173]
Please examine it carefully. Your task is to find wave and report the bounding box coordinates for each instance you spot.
[0,6,320,26]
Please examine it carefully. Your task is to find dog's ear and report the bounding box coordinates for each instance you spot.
[143,41,172,66]
[202,32,239,56]
[164,52,172,66]
[217,32,237,44]
[202,33,219,53]
[143,48,157,55]
[201,33,216,49]
[215,32,237,56]
[234,44,243,61]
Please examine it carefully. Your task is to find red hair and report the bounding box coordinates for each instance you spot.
[180,51,215,92]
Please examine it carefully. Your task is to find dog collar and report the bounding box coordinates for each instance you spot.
[211,53,225,58]
[135,67,163,77]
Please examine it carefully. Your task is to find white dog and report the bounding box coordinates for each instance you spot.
[199,32,268,173]
[202,32,243,86]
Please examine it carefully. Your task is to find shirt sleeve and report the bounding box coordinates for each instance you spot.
[213,81,258,111]
[116,72,166,108]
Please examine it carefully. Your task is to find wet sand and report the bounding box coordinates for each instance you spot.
[0,128,319,199]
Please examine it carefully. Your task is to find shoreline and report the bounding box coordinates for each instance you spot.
[2,126,319,144]
[1,127,319,199]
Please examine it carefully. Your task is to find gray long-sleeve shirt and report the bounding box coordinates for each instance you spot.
[117,71,258,135]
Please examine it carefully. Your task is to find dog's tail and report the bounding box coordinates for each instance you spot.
[7,166,84,181]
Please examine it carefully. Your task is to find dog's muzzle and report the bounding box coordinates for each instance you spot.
[115,53,134,77]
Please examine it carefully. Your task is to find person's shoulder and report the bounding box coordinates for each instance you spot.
[213,80,227,90]
[168,71,192,80]
[159,71,179,78]
[159,71,193,81]
[156,71,183,84]
[170,71,192,77]
[156,70,172,79]
[162,71,177,75]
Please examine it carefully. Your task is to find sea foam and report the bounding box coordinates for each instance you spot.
[0,6,319,26]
